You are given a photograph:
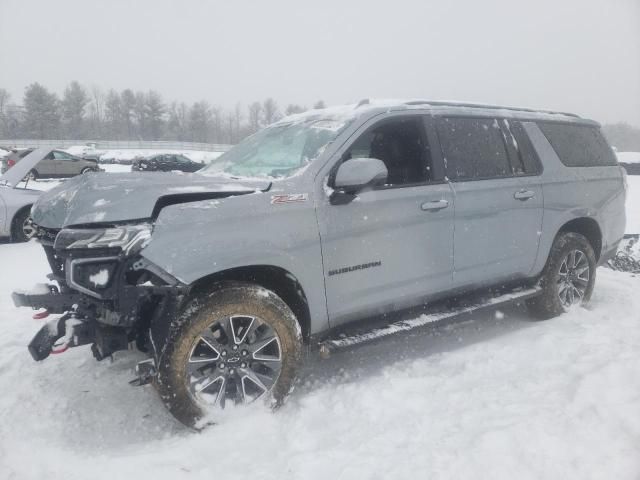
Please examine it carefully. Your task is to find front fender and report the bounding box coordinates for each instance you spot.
[140,191,329,333]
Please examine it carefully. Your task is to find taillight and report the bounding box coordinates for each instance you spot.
[7,159,15,168]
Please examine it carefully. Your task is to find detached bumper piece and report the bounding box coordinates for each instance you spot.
[27,313,93,361]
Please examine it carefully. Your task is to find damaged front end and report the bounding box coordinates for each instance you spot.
[13,223,187,364]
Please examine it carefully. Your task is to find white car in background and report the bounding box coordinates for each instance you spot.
[0,149,47,242]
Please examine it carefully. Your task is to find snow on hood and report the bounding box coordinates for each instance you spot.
[31,171,269,229]
[0,148,50,188]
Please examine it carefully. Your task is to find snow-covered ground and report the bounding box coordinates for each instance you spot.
[626,176,640,233]
[617,151,640,164]
[0,242,639,479]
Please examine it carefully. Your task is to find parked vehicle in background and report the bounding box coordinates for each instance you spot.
[13,100,626,426]
[0,146,11,162]
[131,153,204,172]
[7,149,101,179]
[1,148,35,174]
[0,149,47,242]
[617,152,640,175]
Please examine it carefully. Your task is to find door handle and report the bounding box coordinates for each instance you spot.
[421,199,449,211]
[514,190,535,201]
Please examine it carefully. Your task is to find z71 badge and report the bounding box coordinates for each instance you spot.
[270,193,309,205]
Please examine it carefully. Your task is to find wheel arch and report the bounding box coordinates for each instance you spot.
[189,265,312,343]
[557,217,602,260]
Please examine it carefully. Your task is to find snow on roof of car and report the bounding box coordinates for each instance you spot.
[274,98,589,127]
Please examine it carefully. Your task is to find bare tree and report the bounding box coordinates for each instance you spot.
[133,91,147,139]
[262,98,280,126]
[210,106,223,143]
[247,101,262,134]
[188,101,212,142]
[0,88,11,137]
[104,89,123,138]
[145,90,166,140]
[233,103,243,142]
[87,86,105,139]
[167,101,189,141]
[120,89,136,139]
[285,104,306,115]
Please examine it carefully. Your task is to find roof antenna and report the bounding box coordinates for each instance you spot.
[355,98,370,108]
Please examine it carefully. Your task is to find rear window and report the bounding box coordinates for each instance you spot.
[437,117,511,180]
[537,122,617,167]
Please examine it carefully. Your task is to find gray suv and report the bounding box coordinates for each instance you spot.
[13,100,626,426]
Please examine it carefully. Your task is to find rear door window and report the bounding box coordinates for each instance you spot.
[436,117,511,180]
[537,122,617,167]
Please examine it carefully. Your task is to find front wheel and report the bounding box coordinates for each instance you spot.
[155,283,302,427]
[11,208,35,243]
[81,167,96,174]
[527,232,596,319]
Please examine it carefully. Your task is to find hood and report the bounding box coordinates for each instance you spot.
[0,148,50,187]
[31,171,269,229]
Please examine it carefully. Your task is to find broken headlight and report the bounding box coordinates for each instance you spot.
[54,224,152,254]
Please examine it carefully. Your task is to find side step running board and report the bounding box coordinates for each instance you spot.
[318,286,542,353]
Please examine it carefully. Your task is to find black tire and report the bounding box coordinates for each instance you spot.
[11,207,34,243]
[81,167,96,174]
[27,169,38,181]
[527,232,596,319]
[155,282,303,427]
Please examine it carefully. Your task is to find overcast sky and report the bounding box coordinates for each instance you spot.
[1,0,639,125]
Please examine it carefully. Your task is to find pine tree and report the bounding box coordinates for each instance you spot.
[188,101,212,142]
[61,81,88,138]
[23,83,60,138]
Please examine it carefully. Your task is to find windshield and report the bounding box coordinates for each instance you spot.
[203,119,349,179]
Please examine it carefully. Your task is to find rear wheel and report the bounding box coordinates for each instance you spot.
[27,170,38,181]
[11,208,35,243]
[155,283,302,427]
[527,232,596,319]
[81,167,96,174]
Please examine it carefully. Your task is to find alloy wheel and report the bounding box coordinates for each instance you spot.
[22,217,35,240]
[557,249,590,308]
[186,315,282,408]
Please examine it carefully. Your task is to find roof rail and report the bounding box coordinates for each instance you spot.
[403,100,580,118]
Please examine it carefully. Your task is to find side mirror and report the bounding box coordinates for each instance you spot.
[334,157,388,193]
[331,157,388,205]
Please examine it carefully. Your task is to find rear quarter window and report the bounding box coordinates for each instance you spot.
[537,122,617,167]
[506,120,542,175]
